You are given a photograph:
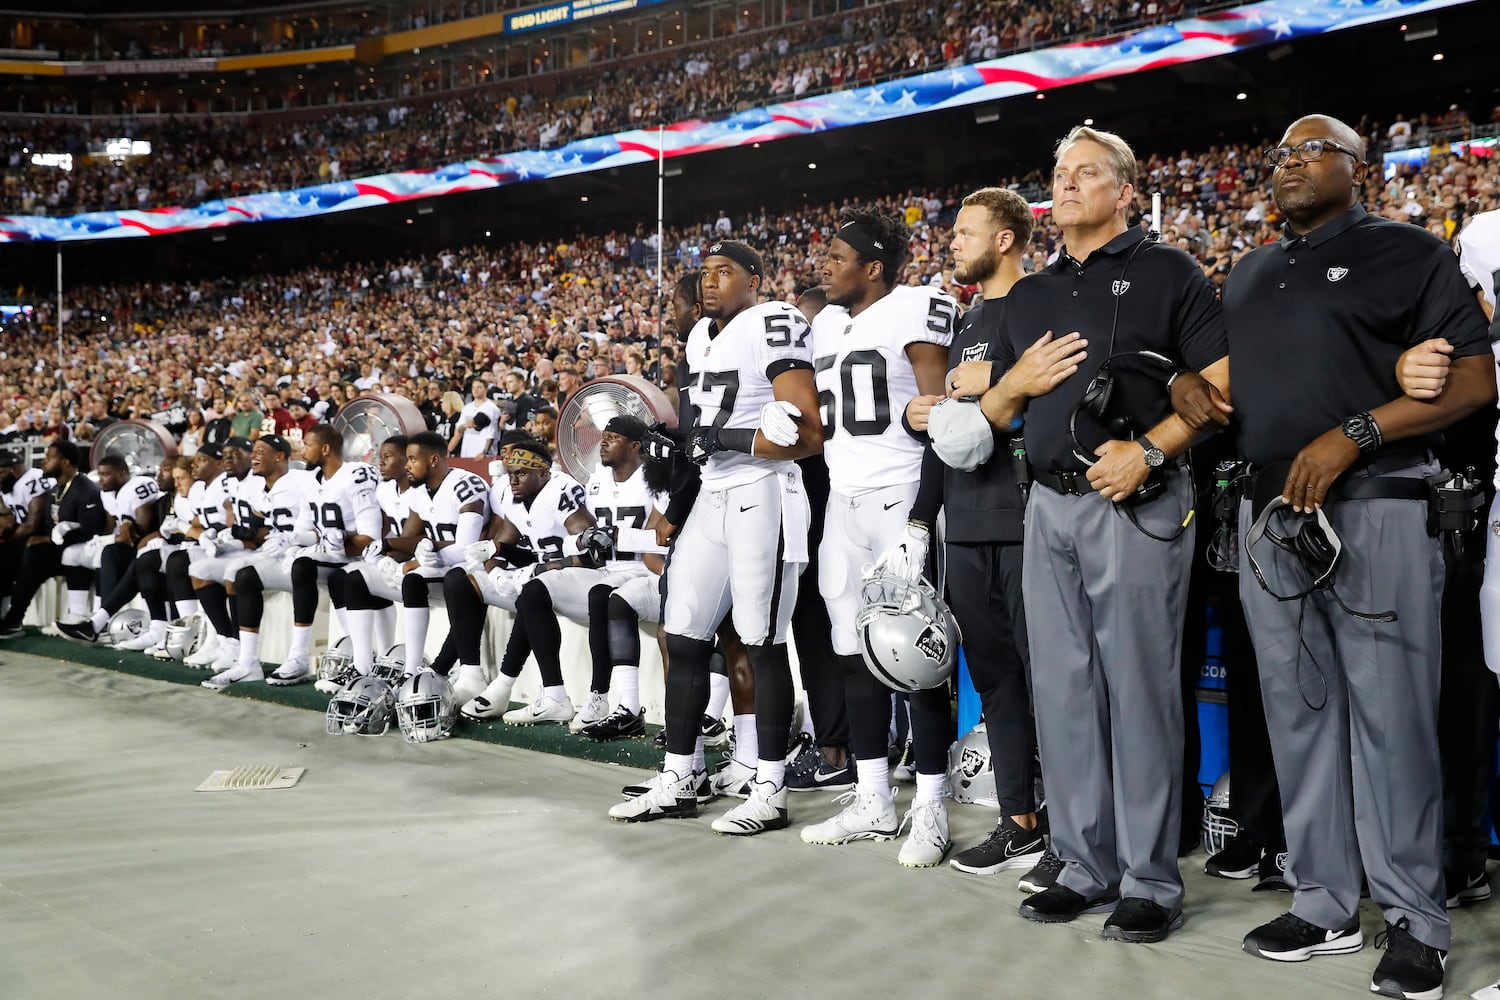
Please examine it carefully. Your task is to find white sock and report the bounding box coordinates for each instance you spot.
[915,771,946,805]
[857,757,893,802]
[402,605,430,671]
[347,609,375,671]
[799,703,817,740]
[481,672,514,706]
[148,620,167,643]
[733,714,758,766]
[67,589,90,616]
[289,624,313,659]
[91,594,103,615]
[755,759,786,788]
[692,735,706,775]
[239,630,261,671]
[333,604,349,638]
[614,665,640,712]
[174,598,198,621]
[663,751,696,779]
[373,605,395,651]
[543,684,567,703]
[90,608,109,632]
[706,672,730,720]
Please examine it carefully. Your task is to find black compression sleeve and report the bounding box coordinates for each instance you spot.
[908,444,945,528]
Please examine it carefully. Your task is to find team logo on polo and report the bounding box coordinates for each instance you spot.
[1111,280,1131,296]
[962,343,989,362]
[1327,267,1349,282]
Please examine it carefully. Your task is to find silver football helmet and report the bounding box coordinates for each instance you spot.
[395,670,457,744]
[325,675,394,735]
[317,635,358,689]
[1202,771,1240,856]
[946,724,997,806]
[164,616,202,661]
[104,608,150,646]
[370,643,407,686]
[855,569,961,693]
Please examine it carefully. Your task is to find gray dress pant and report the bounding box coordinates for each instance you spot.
[1237,460,1449,950]
[1024,467,1194,909]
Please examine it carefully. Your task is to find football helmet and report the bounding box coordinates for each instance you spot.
[1202,772,1240,856]
[369,643,407,686]
[105,608,150,646]
[854,568,961,693]
[946,724,998,806]
[164,616,202,661]
[395,670,457,744]
[317,635,358,689]
[325,675,394,736]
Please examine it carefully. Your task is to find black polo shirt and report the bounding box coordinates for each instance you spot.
[996,227,1227,473]
[1224,205,1491,466]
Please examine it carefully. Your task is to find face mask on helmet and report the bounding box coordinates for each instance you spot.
[165,616,202,661]
[395,670,457,744]
[317,635,358,689]
[855,570,962,693]
[326,675,394,736]
[1202,771,1240,856]
[369,643,408,686]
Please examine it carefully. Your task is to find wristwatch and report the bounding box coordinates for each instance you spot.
[1340,411,1382,454]
[1139,435,1165,468]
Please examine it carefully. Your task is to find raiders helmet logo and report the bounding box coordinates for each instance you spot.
[961,343,989,362]
[1327,267,1349,282]
[1491,519,1500,538]
[913,623,948,662]
[1112,280,1131,296]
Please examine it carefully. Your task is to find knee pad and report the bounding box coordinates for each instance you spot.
[290,556,318,588]
[401,571,428,608]
[234,565,263,594]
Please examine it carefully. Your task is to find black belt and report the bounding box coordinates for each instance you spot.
[1346,445,1434,479]
[1331,477,1431,503]
[1033,468,1091,496]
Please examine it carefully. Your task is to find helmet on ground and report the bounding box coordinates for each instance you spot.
[164,616,202,661]
[325,675,394,736]
[370,643,407,686]
[105,608,150,645]
[395,670,457,744]
[946,724,997,806]
[317,635,358,689]
[1202,771,1240,856]
[855,570,961,693]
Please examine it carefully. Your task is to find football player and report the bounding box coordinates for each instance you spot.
[186,436,258,670]
[153,444,230,660]
[263,424,382,686]
[204,435,321,690]
[608,239,823,833]
[798,208,957,866]
[0,448,54,618]
[55,452,162,628]
[449,436,593,723]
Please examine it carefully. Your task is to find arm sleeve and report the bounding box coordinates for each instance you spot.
[664,458,701,527]
[441,510,487,566]
[907,444,945,527]
[614,526,664,554]
[351,486,383,540]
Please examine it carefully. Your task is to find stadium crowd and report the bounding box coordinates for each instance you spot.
[0,0,1281,216]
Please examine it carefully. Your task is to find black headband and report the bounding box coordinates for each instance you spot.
[704,242,761,277]
[835,220,899,270]
[604,415,648,441]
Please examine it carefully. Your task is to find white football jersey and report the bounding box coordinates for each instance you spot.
[175,485,199,524]
[1457,211,1500,489]
[375,478,410,536]
[306,461,382,539]
[684,300,814,489]
[103,474,162,523]
[585,465,667,569]
[497,472,587,562]
[195,471,236,531]
[406,468,489,547]
[3,467,53,522]
[813,284,956,494]
[240,469,319,536]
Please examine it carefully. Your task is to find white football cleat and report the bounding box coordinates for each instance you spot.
[184,630,221,668]
[460,675,516,721]
[502,694,574,726]
[447,663,487,708]
[712,780,790,837]
[898,798,951,868]
[711,759,757,799]
[569,692,610,733]
[608,770,701,822]
[201,661,264,691]
[117,627,164,652]
[210,637,241,674]
[265,655,314,686]
[800,788,899,846]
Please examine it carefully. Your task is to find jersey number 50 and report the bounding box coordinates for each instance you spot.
[816,350,890,439]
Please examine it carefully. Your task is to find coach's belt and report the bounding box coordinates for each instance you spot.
[1032,469,1090,496]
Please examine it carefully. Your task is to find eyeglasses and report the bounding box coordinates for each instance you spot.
[1264,138,1360,168]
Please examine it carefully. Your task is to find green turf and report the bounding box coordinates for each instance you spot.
[0,629,666,769]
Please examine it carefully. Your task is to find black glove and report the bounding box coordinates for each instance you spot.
[578,525,615,564]
[684,426,722,466]
[643,423,682,462]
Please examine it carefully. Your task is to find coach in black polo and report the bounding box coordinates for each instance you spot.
[1227,114,1493,1000]
[980,125,1229,943]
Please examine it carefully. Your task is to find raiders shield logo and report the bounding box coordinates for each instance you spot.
[1327,267,1349,282]
[961,343,989,362]
[1112,280,1131,296]
[914,623,948,662]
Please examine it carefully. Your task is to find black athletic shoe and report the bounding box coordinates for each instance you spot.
[785,747,855,793]
[0,623,21,640]
[1371,917,1446,1000]
[1017,885,1118,924]
[1102,897,1184,943]
[582,706,646,742]
[652,729,667,749]
[950,817,1046,875]
[1445,865,1491,909]
[57,619,98,643]
[1251,848,1291,893]
[1018,847,1064,894]
[1242,912,1363,962]
[1205,835,1263,880]
[700,714,730,747]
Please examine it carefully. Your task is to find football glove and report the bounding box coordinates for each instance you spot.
[643,423,680,462]
[464,539,497,565]
[50,520,79,547]
[414,538,441,568]
[759,400,802,448]
[578,525,615,564]
[871,521,930,584]
[684,426,722,466]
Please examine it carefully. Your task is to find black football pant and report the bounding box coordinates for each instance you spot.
[0,542,93,629]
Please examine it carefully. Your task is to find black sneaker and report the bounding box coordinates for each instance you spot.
[1018,847,1064,894]
[1252,848,1292,893]
[652,729,667,749]
[950,817,1045,875]
[57,619,99,642]
[783,730,814,766]
[582,706,646,742]
[1017,884,1118,924]
[1101,897,1185,943]
[1445,865,1491,909]
[1371,917,1446,1000]
[1205,835,1263,880]
[621,770,713,805]
[1243,911,1363,962]
[700,714,730,747]
[0,622,22,640]
[785,747,855,793]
